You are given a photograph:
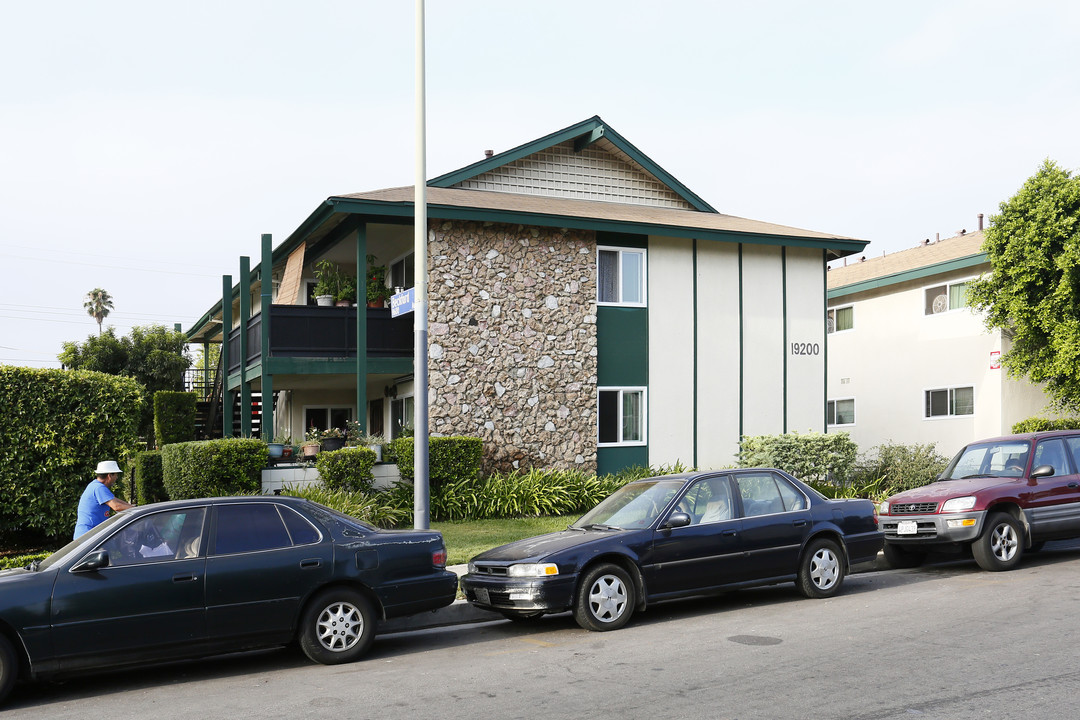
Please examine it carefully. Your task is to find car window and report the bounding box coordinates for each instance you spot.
[1034,439,1071,475]
[735,473,787,517]
[775,475,807,511]
[213,504,292,555]
[679,476,733,525]
[280,505,321,545]
[1065,437,1080,473]
[99,508,206,566]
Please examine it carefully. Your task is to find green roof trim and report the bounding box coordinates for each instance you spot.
[428,116,717,213]
[828,252,988,299]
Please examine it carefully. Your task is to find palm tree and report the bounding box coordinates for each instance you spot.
[84,288,114,335]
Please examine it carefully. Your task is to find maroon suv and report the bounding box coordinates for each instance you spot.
[878,431,1080,571]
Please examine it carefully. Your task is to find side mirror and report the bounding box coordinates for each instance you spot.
[70,550,110,573]
[662,512,692,529]
[1030,464,1055,479]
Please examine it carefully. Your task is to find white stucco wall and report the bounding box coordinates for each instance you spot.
[696,241,742,468]
[785,247,827,434]
[741,245,786,437]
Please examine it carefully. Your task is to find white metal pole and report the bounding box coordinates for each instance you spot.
[413,0,430,530]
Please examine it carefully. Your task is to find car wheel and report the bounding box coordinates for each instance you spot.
[500,610,544,623]
[573,563,635,632]
[298,588,376,665]
[0,634,17,707]
[796,538,845,598]
[882,542,926,569]
[972,512,1023,571]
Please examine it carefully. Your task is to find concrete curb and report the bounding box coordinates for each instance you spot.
[378,552,891,635]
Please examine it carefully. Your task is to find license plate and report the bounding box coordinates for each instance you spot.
[474,587,490,605]
[897,520,918,535]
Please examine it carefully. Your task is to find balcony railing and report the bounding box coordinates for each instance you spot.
[227,305,413,374]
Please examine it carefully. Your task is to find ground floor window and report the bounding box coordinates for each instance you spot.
[827,398,855,426]
[304,406,353,435]
[391,395,414,439]
[925,386,974,418]
[598,387,646,446]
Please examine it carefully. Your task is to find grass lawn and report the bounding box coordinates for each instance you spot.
[432,514,577,566]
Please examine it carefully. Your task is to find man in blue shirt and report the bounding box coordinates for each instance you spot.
[74,460,134,538]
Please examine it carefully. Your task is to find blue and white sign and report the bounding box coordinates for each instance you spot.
[390,287,415,318]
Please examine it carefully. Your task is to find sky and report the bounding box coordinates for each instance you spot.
[1,1,1078,368]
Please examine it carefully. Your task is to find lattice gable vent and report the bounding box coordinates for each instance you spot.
[451,139,694,209]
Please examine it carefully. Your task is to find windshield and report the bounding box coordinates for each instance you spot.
[571,479,685,529]
[942,441,1031,480]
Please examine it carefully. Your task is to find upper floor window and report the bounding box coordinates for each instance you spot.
[827,398,855,426]
[827,306,854,334]
[598,387,646,446]
[924,281,970,315]
[925,386,974,418]
[598,247,646,306]
[390,252,415,291]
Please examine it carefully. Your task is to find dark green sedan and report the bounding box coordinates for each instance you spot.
[0,496,458,706]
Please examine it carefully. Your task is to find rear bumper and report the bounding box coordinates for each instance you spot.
[379,570,460,619]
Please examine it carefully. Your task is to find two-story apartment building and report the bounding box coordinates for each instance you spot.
[187,116,866,474]
[826,229,1057,454]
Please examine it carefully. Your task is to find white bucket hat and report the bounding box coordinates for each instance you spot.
[95,460,122,475]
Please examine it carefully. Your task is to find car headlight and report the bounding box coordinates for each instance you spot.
[507,563,559,577]
[467,562,477,574]
[941,496,976,513]
[878,501,890,515]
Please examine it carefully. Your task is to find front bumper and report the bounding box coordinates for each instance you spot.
[460,572,577,613]
[879,511,985,545]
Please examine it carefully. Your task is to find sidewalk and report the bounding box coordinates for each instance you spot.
[377,552,891,635]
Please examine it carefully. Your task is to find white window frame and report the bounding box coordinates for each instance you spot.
[597,246,647,307]
[390,393,415,439]
[923,277,975,316]
[923,385,975,419]
[827,305,855,334]
[827,398,856,426]
[302,405,354,434]
[598,386,647,447]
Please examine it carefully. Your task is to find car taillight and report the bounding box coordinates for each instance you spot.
[432,548,447,568]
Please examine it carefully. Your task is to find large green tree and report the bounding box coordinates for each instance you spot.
[59,325,192,440]
[967,160,1080,409]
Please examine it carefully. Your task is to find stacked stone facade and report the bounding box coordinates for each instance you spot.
[426,220,598,473]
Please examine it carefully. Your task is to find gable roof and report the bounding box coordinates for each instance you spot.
[827,230,987,297]
[429,116,717,212]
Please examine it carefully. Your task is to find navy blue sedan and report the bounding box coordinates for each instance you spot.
[0,496,458,706]
[461,469,882,631]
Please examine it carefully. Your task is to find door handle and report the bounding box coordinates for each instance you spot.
[300,559,322,568]
[172,574,198,583]
[721,530,738,537]
[1069,482,1080,488]
[793,520,808,527]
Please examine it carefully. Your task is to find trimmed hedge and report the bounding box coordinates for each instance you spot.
[1011,416,1080,433]
[0,366,142,539]
[315,447,376,493]
[161,439,268,499]
[133,450,167,504]
[154,391,197,448]
[392,436,483,488]
[738,431,857,483]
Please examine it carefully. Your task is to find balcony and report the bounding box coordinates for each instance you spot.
[227,305,413,374]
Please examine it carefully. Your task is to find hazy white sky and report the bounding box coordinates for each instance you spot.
[2,1,1078,367]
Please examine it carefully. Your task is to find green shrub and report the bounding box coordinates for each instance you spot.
[1011,416,1080,433]
[133,450,167,504]
[0,552,51,570]
[161,439,267,499]
[811,442,949,501]
[393,436,483,488]
[738,431,857,482]
[0,366,143,539]
[315,447,376,492]
[154,391,197,448]
[276,485,409,528]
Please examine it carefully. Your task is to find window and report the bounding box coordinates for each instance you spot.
[680,476,734,525]
[827,306,854,333]
[734,473,787,517]
[99,509,206,565]
[279,506,321,545]
[598,388,646,445]
[827,399,855,426]
[213,504,292,555]
[1033,439,1072,475]
[304,406,352,435]
[391,395,414,439]
[598,247,646,306]
[390,252,415,291]
[925,386,974,418]
[924,281,970,315]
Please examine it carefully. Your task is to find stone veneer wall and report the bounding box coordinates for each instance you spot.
[427,220,598,473]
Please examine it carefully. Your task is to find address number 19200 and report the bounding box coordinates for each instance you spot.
[790,342,821,356]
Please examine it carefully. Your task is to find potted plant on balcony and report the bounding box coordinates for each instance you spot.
[335,273,357,307]
[313,260,342,307]
[366,254,389,308]
[320,427,346,452]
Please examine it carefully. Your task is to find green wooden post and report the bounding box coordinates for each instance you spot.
[356,223,368,433]
[260,234,274,440]
[239,256,252,438]
[221,274,233,437]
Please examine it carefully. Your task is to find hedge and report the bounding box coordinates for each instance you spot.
[1011,416,1080,434]
[0,366,142,539]
[161,439,268,499]
[738,431,857,483]
[154,391,197,448]
[392,436,483,488]
[315,447,376,493]
[133,450,167,504]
